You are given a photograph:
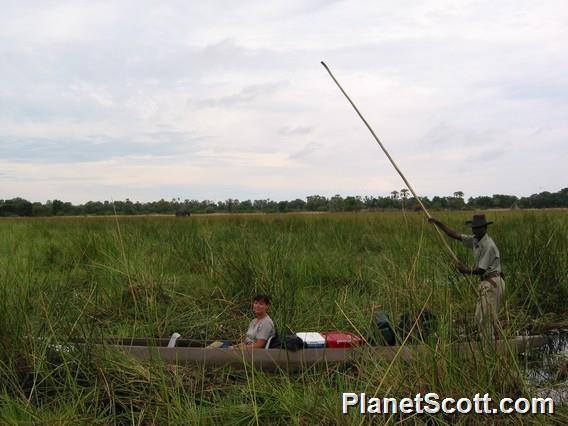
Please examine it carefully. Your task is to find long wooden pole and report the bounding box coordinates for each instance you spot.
[321,61,459,263]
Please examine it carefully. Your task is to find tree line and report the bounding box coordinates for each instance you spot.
[1,188,567,217]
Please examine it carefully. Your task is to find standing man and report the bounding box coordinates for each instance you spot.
[429,214,505,340]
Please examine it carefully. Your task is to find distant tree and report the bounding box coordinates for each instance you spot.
[329,194,344,212]
[287,199,306,211]
[406,197,418,211]
[0,198,33,216]
[491,194,519,209]
[123,198,135,215]
[253,199,270,211]
[448,192,465,210]
[84,201,104,214]
[344,196,363,212]
[375,196,393,209]
[400,188,410,211]
[195,200,212,212]
[32,202,49,216]
[216,200,227,212]
[416,196,431,210]
[306,195,328,211]
[363,196,378,209]
[153,198,171,214]
[468,196,493,209]
[239,200,253,212]
[4,187,567,217]
[182,199,198,212]
[431,196,448,209]
[51,199,64,216]
[170,197,181,212]
[226,199,240,213]
[265,200,278,212]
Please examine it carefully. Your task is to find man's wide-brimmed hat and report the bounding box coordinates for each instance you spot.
[465,214,493,228]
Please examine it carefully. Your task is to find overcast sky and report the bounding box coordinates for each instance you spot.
[1,0,567,203]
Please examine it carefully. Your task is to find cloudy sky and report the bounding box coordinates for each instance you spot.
[1,0,567,203]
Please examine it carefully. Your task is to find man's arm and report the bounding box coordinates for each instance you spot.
[455,260,486,276]
[428,218,463,241]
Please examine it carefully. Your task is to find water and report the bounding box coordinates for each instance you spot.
[524,331,568,404]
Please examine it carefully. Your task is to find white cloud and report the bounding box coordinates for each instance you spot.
[1,0,567,203]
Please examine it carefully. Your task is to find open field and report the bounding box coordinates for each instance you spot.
[0,211,567,424]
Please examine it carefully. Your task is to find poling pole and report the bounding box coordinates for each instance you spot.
[321,61,459,263]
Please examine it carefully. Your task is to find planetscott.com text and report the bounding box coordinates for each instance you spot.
[342,392,554,415]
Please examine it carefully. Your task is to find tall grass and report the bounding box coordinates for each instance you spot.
[0,211,566,424]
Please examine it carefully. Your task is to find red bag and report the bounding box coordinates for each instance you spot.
[320,332,363,348]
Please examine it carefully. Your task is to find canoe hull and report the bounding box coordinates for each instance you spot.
[95,335,548,370]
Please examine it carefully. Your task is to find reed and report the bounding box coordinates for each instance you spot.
[0,211,566,423]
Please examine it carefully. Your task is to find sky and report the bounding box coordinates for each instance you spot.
[1,0,567,203]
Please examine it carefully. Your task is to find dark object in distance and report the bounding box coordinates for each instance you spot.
[175,210,191,217]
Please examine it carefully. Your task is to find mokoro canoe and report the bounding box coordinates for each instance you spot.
[69,335,549,371]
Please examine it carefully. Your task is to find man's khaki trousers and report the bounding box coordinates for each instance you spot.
[475,276,505,340]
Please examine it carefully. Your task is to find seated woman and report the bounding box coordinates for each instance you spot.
[208,293,275,349]
[235,293,275,348]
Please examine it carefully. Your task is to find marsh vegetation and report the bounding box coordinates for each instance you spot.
[0,211,566,424]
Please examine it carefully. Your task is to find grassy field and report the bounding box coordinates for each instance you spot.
[0,211,567,424]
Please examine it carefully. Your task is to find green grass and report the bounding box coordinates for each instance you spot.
[0,211,567,424]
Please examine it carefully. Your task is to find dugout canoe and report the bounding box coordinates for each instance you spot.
[69,335,549,370]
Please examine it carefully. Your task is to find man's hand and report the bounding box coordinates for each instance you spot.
[429,218,462,241]
[454,260,470,274]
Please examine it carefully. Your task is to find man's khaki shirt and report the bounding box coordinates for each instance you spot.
[460,233,501,277]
